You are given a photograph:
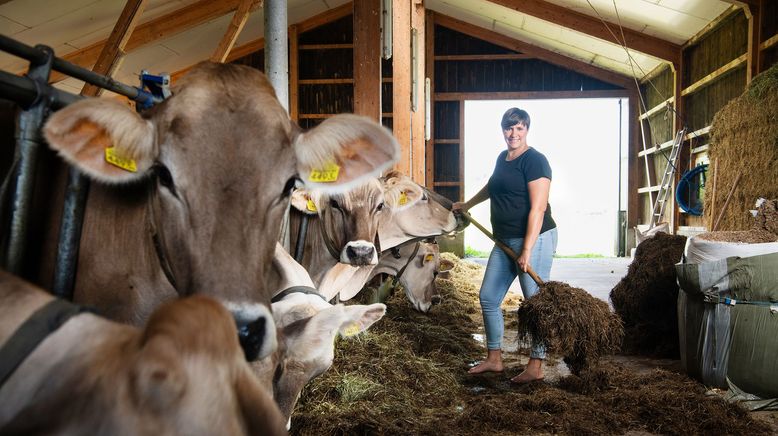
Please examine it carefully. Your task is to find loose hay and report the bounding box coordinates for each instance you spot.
[610,232,687,358]
[292,253,769,435]
[516,281,623,375]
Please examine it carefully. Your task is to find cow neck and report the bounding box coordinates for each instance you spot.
[147,192,180,293]
[318,211,343,262]
[387,240,422,284]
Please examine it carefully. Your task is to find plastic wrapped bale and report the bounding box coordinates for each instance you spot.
[610,232,687,357]
[676,252,778,410]
[517,281,623,375]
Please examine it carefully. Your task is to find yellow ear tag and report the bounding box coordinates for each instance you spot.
[309,162,340,183]
[398,191,408,205]
[342,323,361,337]
[104,147,137,172]
[424,254,435,263]
[306,198,317,212]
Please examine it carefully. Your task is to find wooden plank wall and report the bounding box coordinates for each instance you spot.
[636,5,778,236]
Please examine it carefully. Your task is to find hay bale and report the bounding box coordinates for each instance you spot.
[704,63,778,231]
[610,232,687,357]
[517,281,623,375]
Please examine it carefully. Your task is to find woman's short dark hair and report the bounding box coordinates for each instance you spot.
[501,108,531,130]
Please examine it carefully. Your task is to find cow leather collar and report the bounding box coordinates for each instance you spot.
[147,193,179,293]
[271,285,328,303]
[0,299,90,388]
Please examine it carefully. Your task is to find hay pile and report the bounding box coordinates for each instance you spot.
[704,63,778,231]
[610,232,687,358]
[516,281,623,375]
[752,198,778,236]
[291,253,770,435]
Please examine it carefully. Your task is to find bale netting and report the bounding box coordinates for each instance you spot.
[516,281,623,375]
[704,63,778,231]
[291,254,771,435]
[610,232,687,358]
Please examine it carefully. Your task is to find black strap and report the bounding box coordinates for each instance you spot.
[0,299,88,388]
[272,285,327,303]
[393,241,421,283]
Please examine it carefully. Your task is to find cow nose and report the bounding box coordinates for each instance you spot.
[344,242,376,265]
[431,295,442,305]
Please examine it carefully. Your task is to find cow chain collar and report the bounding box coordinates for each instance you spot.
[147,193,179,293]
[271,285,328,304]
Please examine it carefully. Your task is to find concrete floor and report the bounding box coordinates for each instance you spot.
[468,256,632,304]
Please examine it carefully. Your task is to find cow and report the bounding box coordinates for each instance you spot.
[369,240,454,312]
[0,270,287,436]
[252,244,386,428]
[34,61,399,360]
[287,171,464,300]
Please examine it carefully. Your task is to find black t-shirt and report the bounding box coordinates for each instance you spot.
[487,148,556,239]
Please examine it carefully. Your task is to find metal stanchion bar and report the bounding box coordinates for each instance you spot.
[0,69,81,109]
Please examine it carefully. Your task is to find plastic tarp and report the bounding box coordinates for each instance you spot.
[676,252,778,410]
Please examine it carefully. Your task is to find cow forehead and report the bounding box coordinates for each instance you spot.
[326,179,383,210]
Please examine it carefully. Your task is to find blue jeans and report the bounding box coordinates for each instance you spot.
[479,228,557,359]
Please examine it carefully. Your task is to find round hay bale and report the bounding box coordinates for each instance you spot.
[704,64,778,231]
[517,281,623,375]
[610,232,687,357]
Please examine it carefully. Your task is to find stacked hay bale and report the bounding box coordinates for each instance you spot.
[610,232,687,358]
[704,64,778,230]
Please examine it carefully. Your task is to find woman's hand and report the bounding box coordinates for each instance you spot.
[452,201,467,212]
[517,248,531,272]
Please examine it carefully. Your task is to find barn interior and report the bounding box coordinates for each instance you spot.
[1,0,778,434]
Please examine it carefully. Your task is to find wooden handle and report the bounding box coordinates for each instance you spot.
[458,211,544,286]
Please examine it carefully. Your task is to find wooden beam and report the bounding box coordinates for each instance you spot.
[434,89,629,101]
[627,86,639,248]
[299,43,354,50]
[210,0,257,63]
[762,33,778,51]
[410,0,426,184]
[393,0,412,176]
[485,0,681,63]
[433,54,533,61]
[46,0,261,83]
[638,96,673,121]
[681,54,747,96]
[297,2,353,33]
[671,58,684,232]
[425,10,435,188]
[718,0,761,6]
[433,13,634,89]
[684,5,741,48]
[353,0,382,122]
[289,24,299,121]
[81,0,148,97]
[743,1,762,82]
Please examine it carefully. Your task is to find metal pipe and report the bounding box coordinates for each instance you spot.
[293,214,309,262]
[264,0,288,111]
[4,45,54,275]
[51,169,90,300]
[0,34,160,105]
[0,69,81,109]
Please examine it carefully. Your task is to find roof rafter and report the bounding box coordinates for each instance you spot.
[41,0,262,83]
[433,13,636,90]
[485,0,681,64]
[210,0,259,62]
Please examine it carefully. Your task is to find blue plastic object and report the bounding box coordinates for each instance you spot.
[135,70,170,111]
[676,164,708,216]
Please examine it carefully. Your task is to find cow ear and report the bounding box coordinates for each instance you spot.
[131,336,186,412]
[439,259,455,271]
[234,367,287,436]
[294,114,399,192]
[385,184,422,211]
[338,303,386,337]
[43,98,156,184]
[290,189,319,215]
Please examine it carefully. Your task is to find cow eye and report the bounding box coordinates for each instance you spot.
[376,202,385,212]
[282,177,298,198]
[422,193,429,201]
[154,164,177,196]
[329,199,340,210]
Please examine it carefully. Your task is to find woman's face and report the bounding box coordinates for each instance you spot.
[503,122,528,150]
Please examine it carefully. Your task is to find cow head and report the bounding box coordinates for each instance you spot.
[291,178,386,265]
[42,62,399,360]
[379,171,466,250]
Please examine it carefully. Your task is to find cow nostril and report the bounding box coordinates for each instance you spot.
[237,317,267,361]
[347,245,374,258]
[431,295,442,305]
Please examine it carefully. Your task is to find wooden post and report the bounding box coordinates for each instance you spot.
[424,10,435,188]
[393,0,412,175]
[81,0,149,97]
[671,55,684,234]
[210,0,256,63]
[744,1,763,82]
[410,0,426,184]
[626,85,640,252]
[353,0,382,121]
[289,24,299,121]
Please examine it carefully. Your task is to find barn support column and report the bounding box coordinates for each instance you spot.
[353,0,382,122]
[392,0,412,176]
[4,46,53,275]
[626,86,640,254]
[409,0,426,184]
[265,0,289,111]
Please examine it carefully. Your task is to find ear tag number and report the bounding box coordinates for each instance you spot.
[343,323,361,337]
[105,147,137,172]
[399,191,408,205]
[306,199,317,212]
[309,162,340,183]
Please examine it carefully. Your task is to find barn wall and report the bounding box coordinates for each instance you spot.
[636,5,778,236]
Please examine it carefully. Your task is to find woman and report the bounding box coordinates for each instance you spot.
[452,107,557,384]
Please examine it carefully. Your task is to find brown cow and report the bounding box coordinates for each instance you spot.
[0,270,286,435]
[37,62,398,360]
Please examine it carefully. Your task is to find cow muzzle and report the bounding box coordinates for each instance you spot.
[341,241,377,265]
[225,302,277,361]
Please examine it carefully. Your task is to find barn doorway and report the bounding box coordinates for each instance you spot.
[463,98,628,257]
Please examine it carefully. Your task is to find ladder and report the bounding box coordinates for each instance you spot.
[649,127,687,229]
